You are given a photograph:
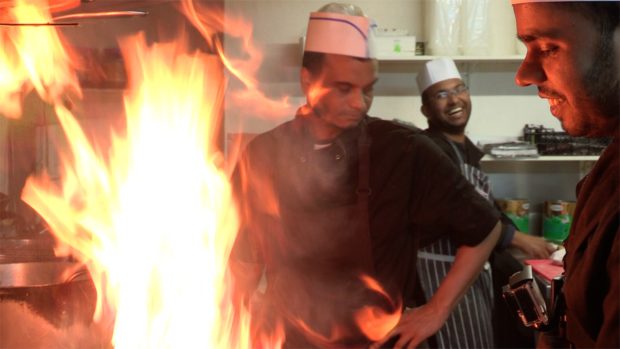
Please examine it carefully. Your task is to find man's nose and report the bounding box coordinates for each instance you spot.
[349,90,367,110]
[447,92,459,104]
[515,52,546,87]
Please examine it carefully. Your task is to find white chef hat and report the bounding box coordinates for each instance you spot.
[416,57,462,94]
[512,0,618,4]
[304,11,377,59]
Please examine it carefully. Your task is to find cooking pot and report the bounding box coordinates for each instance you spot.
[0,269,99,349]
[0,196,99,348]
[0,260,89,289]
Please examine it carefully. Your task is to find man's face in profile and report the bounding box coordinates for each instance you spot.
[513,3,620,137]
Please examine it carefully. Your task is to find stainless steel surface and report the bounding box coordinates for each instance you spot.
[0,261,89,288]
[0,235,58,263]
[53,10,148,21]
[0,10,148,26]
[0,22,78,26]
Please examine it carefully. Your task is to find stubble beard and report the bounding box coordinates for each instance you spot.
[582,30,620,137]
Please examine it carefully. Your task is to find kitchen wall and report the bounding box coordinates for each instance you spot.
[222,0,564,141]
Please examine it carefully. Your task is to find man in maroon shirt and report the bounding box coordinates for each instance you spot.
[511,1,619,347]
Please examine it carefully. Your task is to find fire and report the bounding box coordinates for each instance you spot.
[6,0,404,347]
[354,275,402,341]
[0,0,80,13]
[180,0,293,122]
[0,0,80,118]
[21,30,253,348]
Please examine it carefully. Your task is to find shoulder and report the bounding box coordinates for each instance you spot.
[245,120,297,154]
[420,129,457,161]
[366,117,437,151]
[421,129,449,147]
[464,136,485,163]
[367,117,421,138]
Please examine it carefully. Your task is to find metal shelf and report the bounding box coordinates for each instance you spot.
[481,155,599,162]
[377,55,525,62]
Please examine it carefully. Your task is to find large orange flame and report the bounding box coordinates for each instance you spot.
[180,0,293,123]
[0,0,80,118]
[0,0,79,13]
[8,1,403,347]
[21,31,256,348]
[354,275,402,341]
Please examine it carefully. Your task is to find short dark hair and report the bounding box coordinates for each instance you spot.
[562,2,620,36]
[421,90,431,106]
[301,51,376,77]
[301,51,326,76]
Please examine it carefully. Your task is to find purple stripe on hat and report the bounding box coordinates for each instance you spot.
[308,16,367,40]
[512,0,618,3]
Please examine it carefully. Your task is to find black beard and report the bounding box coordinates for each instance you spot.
[428,119,467,136]
[583,29,620,131]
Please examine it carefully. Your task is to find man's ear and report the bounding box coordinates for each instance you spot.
[300,68,312,95]
[421,103,430,119]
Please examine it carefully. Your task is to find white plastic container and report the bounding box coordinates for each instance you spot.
[425,0,462,56]
[460,0,490,56]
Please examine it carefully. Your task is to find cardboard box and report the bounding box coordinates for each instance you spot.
[374,35,416,59]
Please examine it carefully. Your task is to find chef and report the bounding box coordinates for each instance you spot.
[511,0,619,348]
[414,57,555,349]
[230,3,501,348]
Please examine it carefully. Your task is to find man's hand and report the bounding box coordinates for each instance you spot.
[511,231,556,259]
[369,304,449,349]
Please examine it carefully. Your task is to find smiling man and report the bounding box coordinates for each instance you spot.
[415,57,554,349]
[512,0,619,348]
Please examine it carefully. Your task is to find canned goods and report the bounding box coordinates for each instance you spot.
[542,200,576,243]
[497,199,530,233]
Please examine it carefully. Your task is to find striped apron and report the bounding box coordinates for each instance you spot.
[416,140,495,349]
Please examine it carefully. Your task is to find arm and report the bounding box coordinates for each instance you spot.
[495,206,555,258]
[371,221,502,349]
[510,231,556,259]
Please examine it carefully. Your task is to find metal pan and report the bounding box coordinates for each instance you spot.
[0,261,89,289]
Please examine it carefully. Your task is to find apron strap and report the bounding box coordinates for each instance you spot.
[356,119,375,273]
[447,139,466,167]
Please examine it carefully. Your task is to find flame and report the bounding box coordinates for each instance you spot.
[0,0,80,13]
[354,275,402,342]
[20,30,259,348]
[0,0,80,118]
[180,0,293,122]
[8,1,397,347]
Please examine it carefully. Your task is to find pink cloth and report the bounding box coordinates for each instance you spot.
[525,259,564,282]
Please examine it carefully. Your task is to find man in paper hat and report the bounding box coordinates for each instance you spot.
[413,57,555,348]
[230,3,501,348]
[511,1,619,348]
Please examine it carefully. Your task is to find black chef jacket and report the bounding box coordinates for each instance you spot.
[564,137,619,348]
[231,115,499,348]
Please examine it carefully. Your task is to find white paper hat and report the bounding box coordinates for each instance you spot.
[304,11,376,59]
[416,57,462,94]
[512,0,618,4]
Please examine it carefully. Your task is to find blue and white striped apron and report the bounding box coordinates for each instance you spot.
[416,140,495,349]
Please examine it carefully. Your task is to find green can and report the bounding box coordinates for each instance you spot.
[542,200,576,243]
[497,199,530,234]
